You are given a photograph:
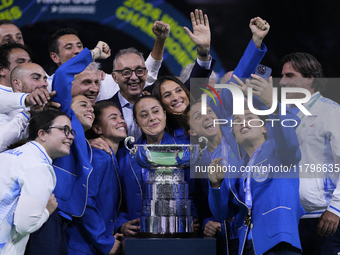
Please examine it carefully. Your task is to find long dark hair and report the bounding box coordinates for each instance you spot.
[86,100,120,140]
[133,95,170,139]
[8,110,68,149]
[152,75,193,134]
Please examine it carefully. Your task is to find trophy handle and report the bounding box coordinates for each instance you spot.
[124,136,136,154]
[198,136,208,156]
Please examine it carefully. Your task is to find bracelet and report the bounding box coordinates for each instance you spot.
[91,50,95,62]
[95,46,101,59]
[197,49,210,57]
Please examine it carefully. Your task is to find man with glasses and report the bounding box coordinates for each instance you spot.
[108,47,149,140]
[47,22,170,102]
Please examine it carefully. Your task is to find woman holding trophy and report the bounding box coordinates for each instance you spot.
[116,95,192,236]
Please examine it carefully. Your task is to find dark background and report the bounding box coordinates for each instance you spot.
[21,0,340,103]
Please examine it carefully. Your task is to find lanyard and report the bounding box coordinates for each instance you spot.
[244,144,263,210]
[208,135,229,165]
[221,136,229,167]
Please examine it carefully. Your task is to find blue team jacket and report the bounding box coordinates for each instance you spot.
[209,107,305,255]
[67,148,121,255]
[52,48,93,218]
[194,38,266,240]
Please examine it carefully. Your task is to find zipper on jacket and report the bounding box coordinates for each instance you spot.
[228,179,252,255]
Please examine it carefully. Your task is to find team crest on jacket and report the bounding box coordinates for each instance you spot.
[253,167,268,182]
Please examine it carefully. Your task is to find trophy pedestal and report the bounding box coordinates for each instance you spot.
[122,237,216,255]
[140,215,194,235]
[141,168,194,235]
[124,137,208,237]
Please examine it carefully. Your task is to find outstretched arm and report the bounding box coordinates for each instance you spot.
[183,9,215,99]
[0,111,29,152]
[184,9,211,62]
[250,17,270,49]
[52,41,110,116]
[248,76,301,165]
[0,92,27,113]
[212,17,270,119]
[150,21,170,61]
[228,16,269,83]
[144,21,170,87]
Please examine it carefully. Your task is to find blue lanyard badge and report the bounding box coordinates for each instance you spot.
[244,145,262,210]
[209,136,229,165]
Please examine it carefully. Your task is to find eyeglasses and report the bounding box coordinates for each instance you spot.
[114,67,147,78]
[49,125,76,137]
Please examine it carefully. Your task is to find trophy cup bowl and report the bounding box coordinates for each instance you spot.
[124,136,208,237]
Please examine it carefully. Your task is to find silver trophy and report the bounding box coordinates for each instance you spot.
[124,136,208,237]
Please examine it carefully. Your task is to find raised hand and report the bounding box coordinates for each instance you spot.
[248,74,273,109]
[249,17,270,48]
[183,9,211,58]
[208,157,226,188]
[91,41,111,60]
[152,20,170,41]
[230,74,249,97]
[26,89,61,113]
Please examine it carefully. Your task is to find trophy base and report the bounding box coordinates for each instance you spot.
[136,232,197,238]
[122,236,216,255]
[140,215,194,234]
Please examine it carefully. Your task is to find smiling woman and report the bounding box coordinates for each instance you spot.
[208,104,305,254]
[65,100,125,255]
[116,95,190,237]
[133,95,167,144]
[152,75,191,139]
[87,100,127,155]
[232,110,267,150]
[24,45,96,255]
[71,95,94,132]
[188,101,224,154]
[0,110,73,255]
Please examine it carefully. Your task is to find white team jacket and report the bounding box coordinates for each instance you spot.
[0,85,29,153]
[0,141,56,255]
[297,92,340,218]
